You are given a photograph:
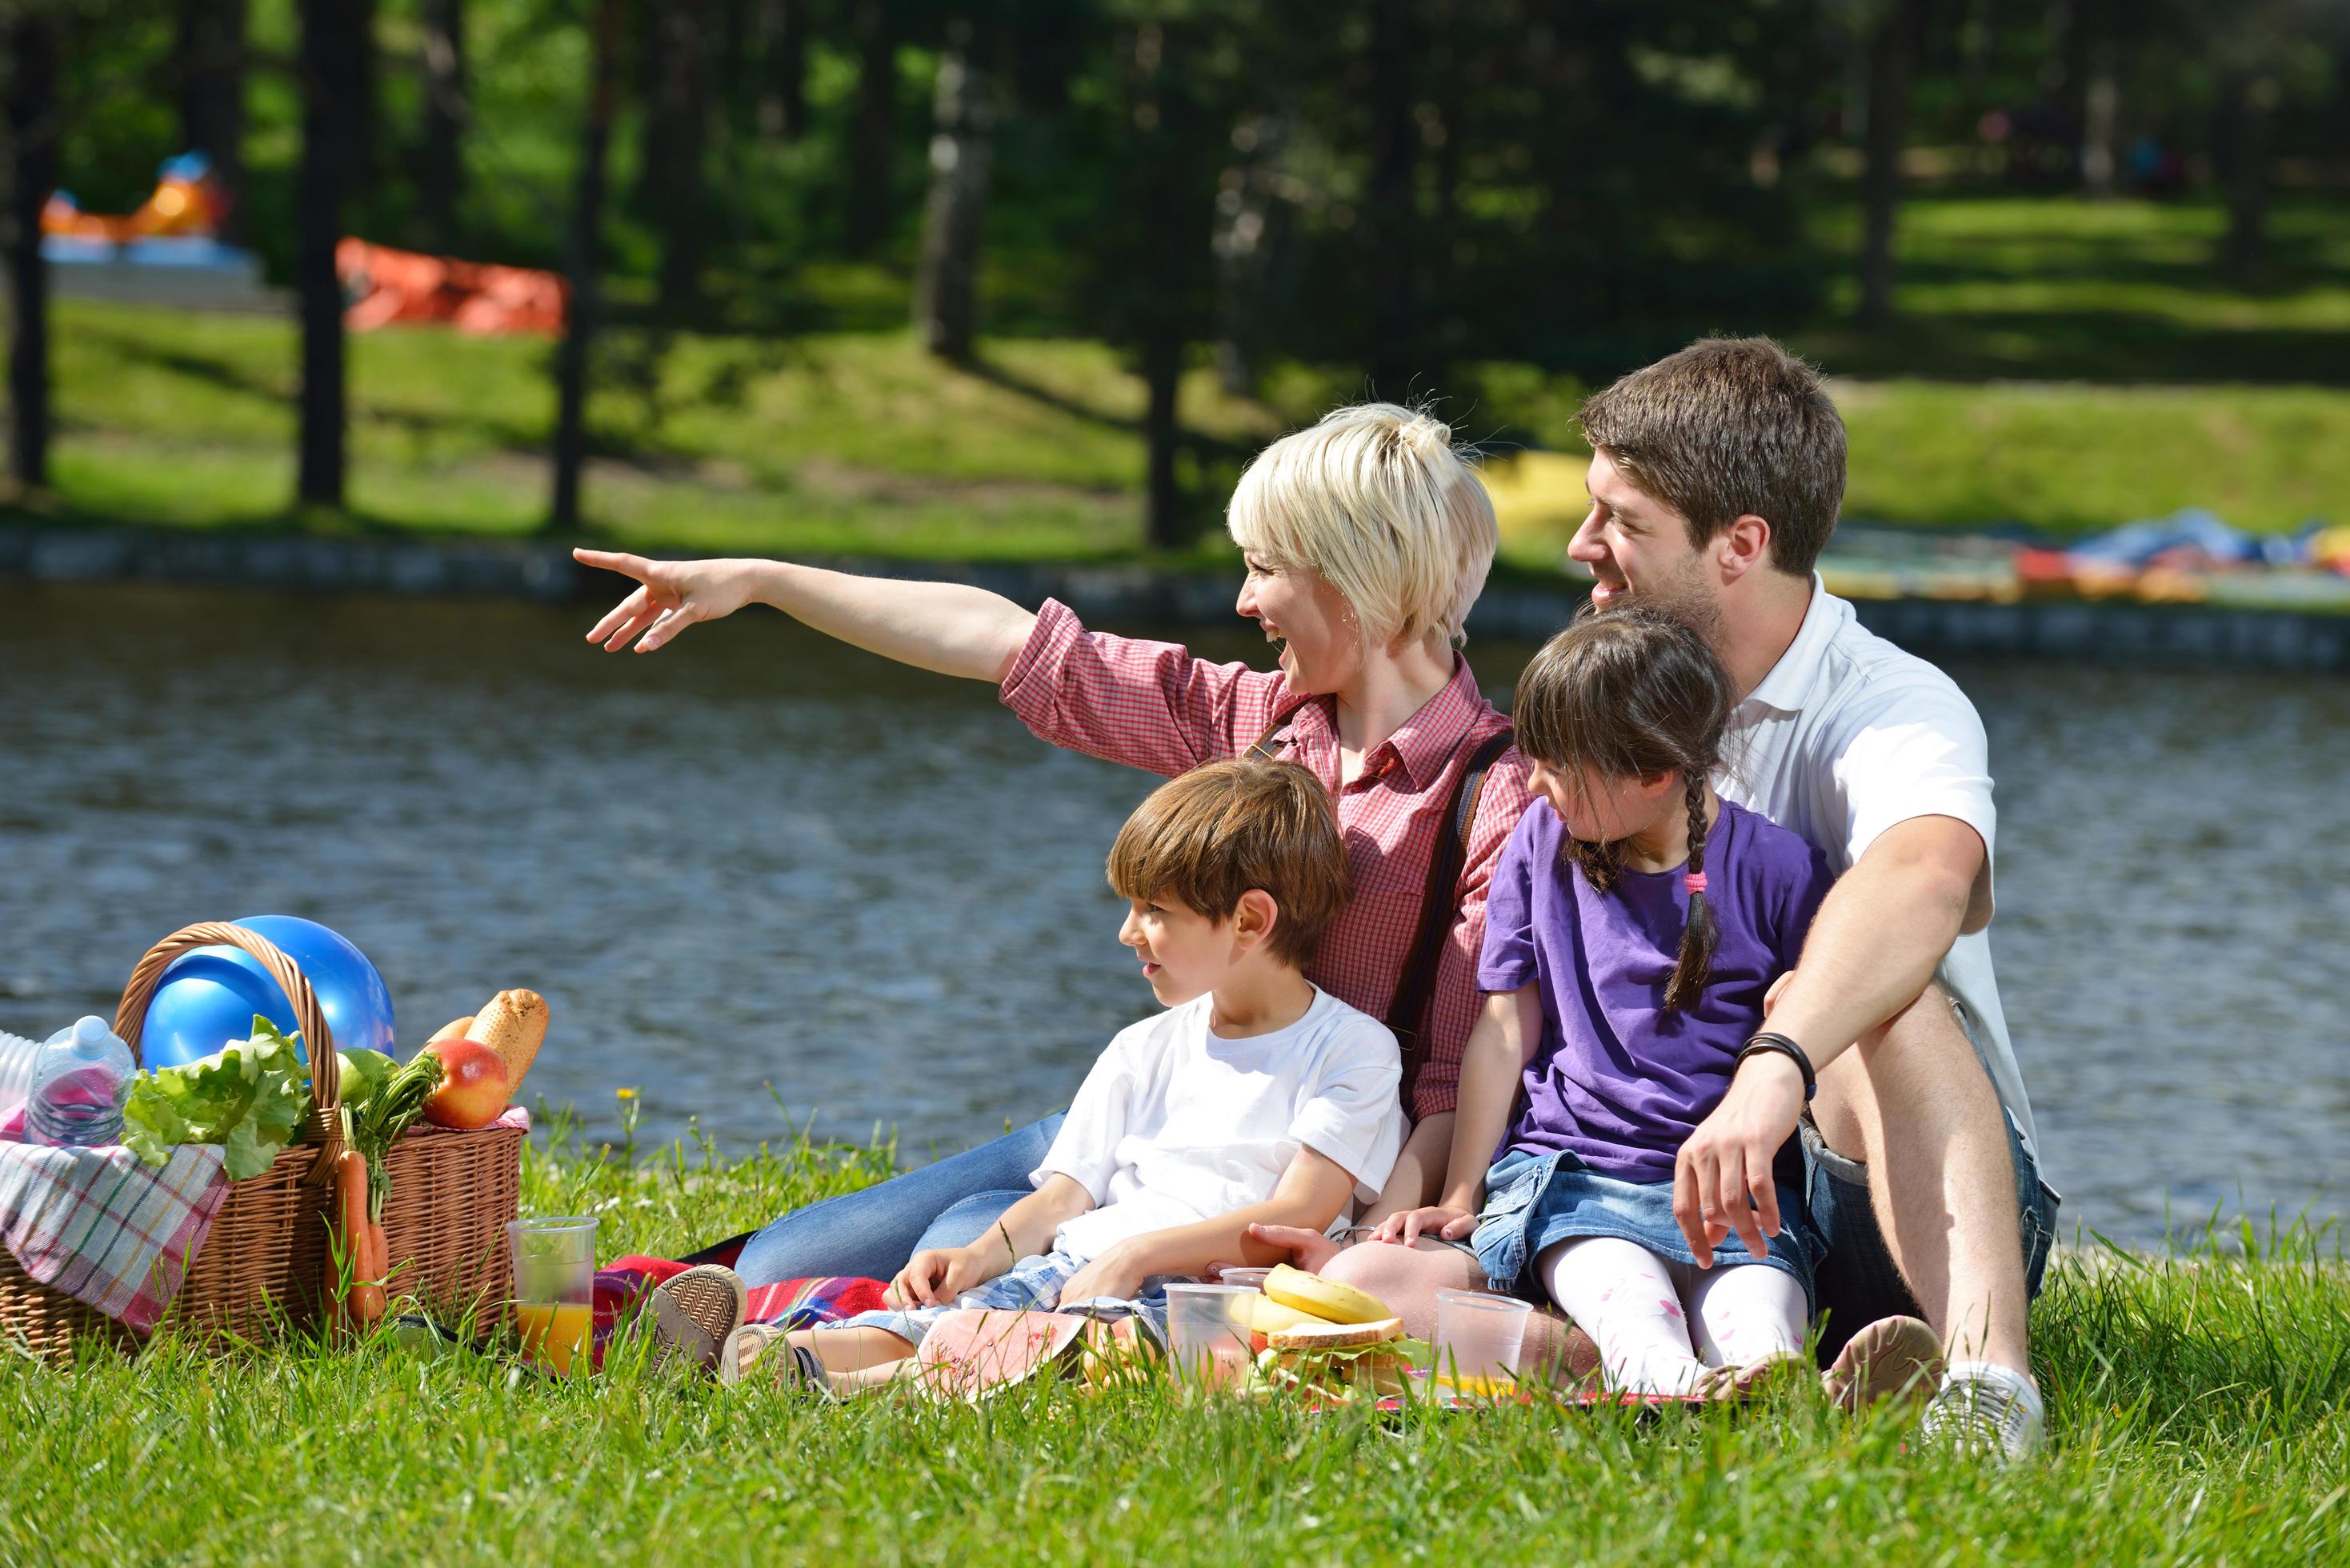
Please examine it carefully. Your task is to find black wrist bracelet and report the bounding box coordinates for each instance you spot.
[1738,1032,1816,1102]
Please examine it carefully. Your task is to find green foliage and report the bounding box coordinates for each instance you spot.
[1,1131,2344,1566]
[120,1018,309,1180]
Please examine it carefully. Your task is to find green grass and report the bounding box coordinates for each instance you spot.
[22,194,2350,556]
[3,1127,2344,1566]
[1800,194,2350,385]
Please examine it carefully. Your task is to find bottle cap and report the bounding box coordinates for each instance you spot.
[70,1015,114,1059]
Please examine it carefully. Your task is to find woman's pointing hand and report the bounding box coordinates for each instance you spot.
[575,550,757,653]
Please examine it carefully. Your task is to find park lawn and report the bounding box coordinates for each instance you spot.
[30,186,2350,564]
[1802,194,2350,386]
[2,1123,2344,1567]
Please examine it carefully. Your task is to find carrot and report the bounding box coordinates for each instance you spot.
[354,1219,390,1326]
[326,1150,382,1334]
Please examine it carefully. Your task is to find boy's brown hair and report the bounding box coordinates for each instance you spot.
[1575,336,1847,577]
[1106,758,1350,968]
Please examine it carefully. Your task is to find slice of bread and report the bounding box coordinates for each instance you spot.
[1264,1315,1403,1351]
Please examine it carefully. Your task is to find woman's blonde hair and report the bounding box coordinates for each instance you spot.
[1226,402,1499,650]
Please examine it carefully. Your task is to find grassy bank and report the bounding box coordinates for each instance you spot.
[23,194,2350,558]
[3,1128,2344,1566]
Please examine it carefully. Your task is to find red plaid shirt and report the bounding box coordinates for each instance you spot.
[1000,599,1531,1122]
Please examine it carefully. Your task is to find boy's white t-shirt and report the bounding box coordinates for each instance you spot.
[1034,986,1407,1264]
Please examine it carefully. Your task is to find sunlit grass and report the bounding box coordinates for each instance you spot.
[2,1125,2344,1566]
[29,193,2350,554]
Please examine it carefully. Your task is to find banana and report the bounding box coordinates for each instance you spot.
[1247,1296,1335,1335]
[1263,1264,1393,1326]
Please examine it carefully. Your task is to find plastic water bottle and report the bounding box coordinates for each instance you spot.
[26,1017,136,1149]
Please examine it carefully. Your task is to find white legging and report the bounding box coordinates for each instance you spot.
[1536,1234,1808,1395]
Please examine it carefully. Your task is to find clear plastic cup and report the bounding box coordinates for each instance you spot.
[1432,1288,1533,1395]
[1215,1266,1273,1290]
[1163,1282,1257,1388]
[508,1216,599,1376]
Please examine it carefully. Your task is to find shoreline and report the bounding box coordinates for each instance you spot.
[10,520,2350,672]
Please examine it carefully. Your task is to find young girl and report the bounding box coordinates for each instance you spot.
[1380,604,1836,1395]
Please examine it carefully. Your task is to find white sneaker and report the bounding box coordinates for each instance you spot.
[1920,1360,2045,1459]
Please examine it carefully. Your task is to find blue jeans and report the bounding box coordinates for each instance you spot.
[732,1114,1066,1287]
[1801,1106,2060,1365]
[831,1247,1179,1351]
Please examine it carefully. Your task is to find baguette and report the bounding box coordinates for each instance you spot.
[426,1015,475,1045]
[468,990,547,1090]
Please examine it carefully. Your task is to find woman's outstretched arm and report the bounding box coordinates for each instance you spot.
[576,550,1036,681]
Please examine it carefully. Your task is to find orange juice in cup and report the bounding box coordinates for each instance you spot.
[514,1300,594,1376]
[508,1216,598,1377]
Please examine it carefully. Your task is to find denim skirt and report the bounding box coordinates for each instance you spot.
[1470,1146,1818,1310]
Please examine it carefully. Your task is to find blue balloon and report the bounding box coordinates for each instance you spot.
[138,915,396,1070]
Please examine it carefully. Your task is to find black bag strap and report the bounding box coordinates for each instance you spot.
[1245,699,1516,1105]
[1243,697,1316,762]
[1387,726,1515,1109]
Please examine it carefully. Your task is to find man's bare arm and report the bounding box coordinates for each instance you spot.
[1759,814,1984,1078]
[1673,813,1984,1266]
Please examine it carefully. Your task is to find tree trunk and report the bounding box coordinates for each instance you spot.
[296,0,366,510]
[177,0,249,245]
[755,0,807,142]
[2216,66,2271,282]
[913,18,991,362]
[643,0,709,313]
[1857,0,1924,327]
[1212,111,1289,398]
[1141,330,1183,552]
[5,9,57,490]
[551,0,623,532]
[846,0,896,254]
[1365,0,1419,398]
[2080,38,2119,198]
[418,0,465,251]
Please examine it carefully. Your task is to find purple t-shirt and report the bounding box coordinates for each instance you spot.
[1477,798,1836,1183]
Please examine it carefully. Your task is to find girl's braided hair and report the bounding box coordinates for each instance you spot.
[1512,602,1735,1013]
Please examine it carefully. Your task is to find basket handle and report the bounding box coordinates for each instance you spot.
[114,922,348,1180]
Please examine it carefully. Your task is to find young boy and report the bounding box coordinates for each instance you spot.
[652,757,1407,1393]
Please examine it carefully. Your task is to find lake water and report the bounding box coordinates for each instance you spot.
[5,580,2344,1247]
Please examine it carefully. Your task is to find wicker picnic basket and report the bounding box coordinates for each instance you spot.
[0,922,525,1363]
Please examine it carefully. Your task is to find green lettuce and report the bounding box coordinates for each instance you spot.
[122,1017,310,1180]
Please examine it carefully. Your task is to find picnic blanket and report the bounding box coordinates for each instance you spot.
[0,1136,232,1333]
[588,1232,888,1371]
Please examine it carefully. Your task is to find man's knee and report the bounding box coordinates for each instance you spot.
[1321,1240,1480,1341]
[1816,982,1997,1159]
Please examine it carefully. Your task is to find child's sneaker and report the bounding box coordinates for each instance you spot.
[647,1264,747,1377]
[718,1322,833,1397]
[1824,1314,1945,1411]
[1919,1359,2044,1459]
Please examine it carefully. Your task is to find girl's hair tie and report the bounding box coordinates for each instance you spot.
[1683,872,1707,895]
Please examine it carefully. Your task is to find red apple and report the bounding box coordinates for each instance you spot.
[422,1038,511,1130]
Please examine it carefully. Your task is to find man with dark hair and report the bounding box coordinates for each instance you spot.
[1571,335,2056,1456]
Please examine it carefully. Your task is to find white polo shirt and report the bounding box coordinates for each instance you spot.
[1715,578,2039,1158]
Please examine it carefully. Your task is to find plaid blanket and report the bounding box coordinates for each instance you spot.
[0,1138,231,1334]
[590,1234,887,1370]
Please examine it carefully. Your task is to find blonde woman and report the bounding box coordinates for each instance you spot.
[575,403,1535,1308]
